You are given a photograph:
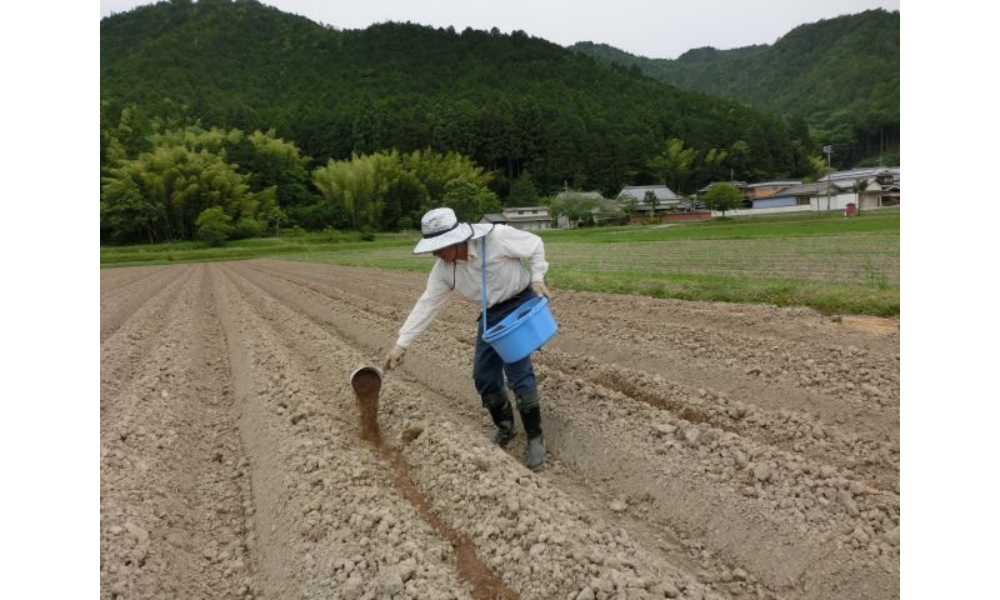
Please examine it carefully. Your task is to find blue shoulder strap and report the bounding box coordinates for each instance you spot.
[481,233,488,334]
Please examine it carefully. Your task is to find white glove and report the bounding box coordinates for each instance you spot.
[531,281,552,299]
[383,345,407,371]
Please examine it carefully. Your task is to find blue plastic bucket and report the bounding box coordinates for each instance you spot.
[483,296,558,363]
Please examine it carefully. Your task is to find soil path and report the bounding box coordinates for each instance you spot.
[101,259,899,600]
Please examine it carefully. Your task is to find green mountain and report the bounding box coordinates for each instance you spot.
[569,9,900,167]
[101,0,817,202]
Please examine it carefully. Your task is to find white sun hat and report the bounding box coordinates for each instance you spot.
[412,207,493,254]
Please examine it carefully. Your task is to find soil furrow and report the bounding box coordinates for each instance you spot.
[100,264,258,599]
[213,263,478,599]
[100,263,194,344]
[543,352,899,492]
[100,265,198,415]
[100,264,174,295]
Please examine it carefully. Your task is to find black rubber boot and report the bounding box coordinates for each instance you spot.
[481,390,516,448]
[516,390,546,471]
[524,431,546,471]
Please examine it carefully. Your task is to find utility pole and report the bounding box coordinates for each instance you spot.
[823,145,833,212]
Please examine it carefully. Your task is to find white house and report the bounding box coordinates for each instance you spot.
[481,206,551,231]
[746,180,801,209]
[767,180,855,211]
[762,168,900,212]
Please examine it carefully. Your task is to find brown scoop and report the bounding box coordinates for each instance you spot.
[350,366,383,444]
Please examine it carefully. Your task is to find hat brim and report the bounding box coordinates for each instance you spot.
[413,223,493,254]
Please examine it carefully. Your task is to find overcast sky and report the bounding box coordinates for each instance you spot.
[100,0,900,59]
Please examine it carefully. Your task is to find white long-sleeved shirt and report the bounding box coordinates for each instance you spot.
[395,224,548,348]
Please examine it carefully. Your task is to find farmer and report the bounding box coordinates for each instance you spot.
[383,207,552,470]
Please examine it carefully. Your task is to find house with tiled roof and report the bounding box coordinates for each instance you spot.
[615,185,680,216]
[746,180,801,208]
[480,206,551,231]
[830,168,900,209]
[761,168,900,212]
[766,180,853,211]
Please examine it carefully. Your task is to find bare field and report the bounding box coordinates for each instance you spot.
[101,259,899,600]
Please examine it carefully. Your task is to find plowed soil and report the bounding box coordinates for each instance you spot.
[100,259,899,600]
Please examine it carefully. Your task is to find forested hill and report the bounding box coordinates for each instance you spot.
[101,0,815,195]
[570,9,900,167]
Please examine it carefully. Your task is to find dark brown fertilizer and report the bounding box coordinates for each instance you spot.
[351,368,382,444]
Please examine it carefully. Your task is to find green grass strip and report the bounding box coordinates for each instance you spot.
[101,208,900,317]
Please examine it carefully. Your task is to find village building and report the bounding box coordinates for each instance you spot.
[480,206,551,231]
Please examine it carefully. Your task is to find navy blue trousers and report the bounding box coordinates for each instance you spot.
[473,285,538,397]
